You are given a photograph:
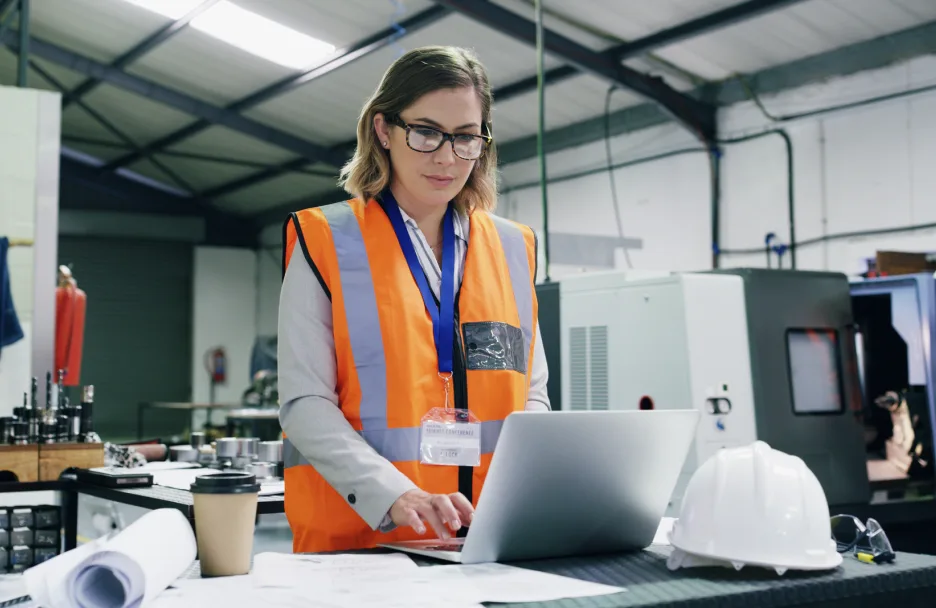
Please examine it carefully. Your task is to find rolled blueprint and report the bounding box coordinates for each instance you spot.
[23,508,197,608]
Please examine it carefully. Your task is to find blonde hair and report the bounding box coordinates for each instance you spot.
[338,46,498,213]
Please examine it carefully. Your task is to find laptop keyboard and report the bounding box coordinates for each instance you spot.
[424,543,464,552]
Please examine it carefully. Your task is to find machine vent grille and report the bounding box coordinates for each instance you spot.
[589,325,609,410]
[569,327,588,410]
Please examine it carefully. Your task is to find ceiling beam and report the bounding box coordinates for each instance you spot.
[100,5,449,175]
[0,29,348,167]
[200,157,313,199]
[60,154,256,246]
[253,187,350,228]
[497,18,936,165]
[432,0,716,143]
[62,0,223,110]
[494,0,808,103]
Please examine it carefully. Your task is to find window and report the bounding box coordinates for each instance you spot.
[787,329,844,414]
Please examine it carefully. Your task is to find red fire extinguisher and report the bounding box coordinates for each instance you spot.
[204,346,227,404]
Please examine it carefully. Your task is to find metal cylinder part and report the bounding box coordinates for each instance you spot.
[189,432,206,449]
[258,440,283,464]
[249,461,277,480]
[170,445,198,462]
[237,437,259,457]
[216,437,239,458]
[197,445,215,466]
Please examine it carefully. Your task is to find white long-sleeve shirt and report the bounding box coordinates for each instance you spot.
[277,206,550,531]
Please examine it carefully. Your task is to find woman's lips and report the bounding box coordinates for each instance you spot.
[425,175,454,187]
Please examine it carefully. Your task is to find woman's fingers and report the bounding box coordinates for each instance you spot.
[417,500,450,539]
[431,494,462,531]
[448,492,475,525]
[404,507,426,535]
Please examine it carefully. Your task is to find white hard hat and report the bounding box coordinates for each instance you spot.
[667,441,842,574]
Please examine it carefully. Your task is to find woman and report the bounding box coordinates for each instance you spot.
[278,45,550,554]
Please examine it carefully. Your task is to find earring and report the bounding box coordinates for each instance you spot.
[382,141,388,147]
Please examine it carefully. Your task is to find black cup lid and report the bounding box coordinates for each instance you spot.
[190,471,261,495]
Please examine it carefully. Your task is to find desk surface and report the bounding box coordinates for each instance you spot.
[178,546,936,608]
[140,401,243,410]
[71,480,285,516]
[0,479,284,516]
[495,545,936,607]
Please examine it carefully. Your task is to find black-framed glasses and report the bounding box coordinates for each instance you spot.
[388,115,492,161]
[831,514,896,564]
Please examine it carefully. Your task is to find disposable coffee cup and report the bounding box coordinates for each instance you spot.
[190,472,261,577]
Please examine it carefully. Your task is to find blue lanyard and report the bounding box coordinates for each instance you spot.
[379,191,456,375]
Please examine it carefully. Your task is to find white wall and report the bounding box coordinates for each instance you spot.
[0,86,60,417]
[500,54,936,279]
[256,247,281,338]
[191,247,258,413]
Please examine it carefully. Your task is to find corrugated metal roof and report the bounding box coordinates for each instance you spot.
[81,84,197,144]
[146,155,259,191]
[237,0,437,49]
[125,27,297,106]
[4,0,932,220]
[215,171,340,213]
[241,12,564,146]
[653,0,936,80]
[493,73,642,142]
[169,127,298,165]
[30,0,170,64]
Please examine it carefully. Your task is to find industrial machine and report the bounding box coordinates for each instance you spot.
[850,273,936,505]
[549,268,871,513]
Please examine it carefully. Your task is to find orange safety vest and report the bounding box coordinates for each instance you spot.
[281,197,538,553]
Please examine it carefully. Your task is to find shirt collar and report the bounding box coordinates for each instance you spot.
[398,205,469,243]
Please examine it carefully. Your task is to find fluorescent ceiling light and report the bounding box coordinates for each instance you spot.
[122,0,336,70]
[122,0,205,20]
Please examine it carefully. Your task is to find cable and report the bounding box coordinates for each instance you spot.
[604,86,633,269]
[388,0,407,58]
[535,0,551,283]
[717,129,796,269]
[735,75,936,124]
[720,220,936,256]
[502,147,707,193]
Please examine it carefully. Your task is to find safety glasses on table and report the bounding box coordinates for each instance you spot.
[388,115,492,161]
[830,514,896,564]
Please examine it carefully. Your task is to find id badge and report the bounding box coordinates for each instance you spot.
[419,408,481,467]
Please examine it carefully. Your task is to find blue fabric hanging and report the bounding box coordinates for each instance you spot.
[0,237,25,357]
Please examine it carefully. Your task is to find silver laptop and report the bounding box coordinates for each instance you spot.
[379,409,699,564]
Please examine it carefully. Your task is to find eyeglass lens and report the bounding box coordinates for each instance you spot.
[831,515,894,557]
[865,518,894,555]
[407,126,484,160]
[830,514,863,552]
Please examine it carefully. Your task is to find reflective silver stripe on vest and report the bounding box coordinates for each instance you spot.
[321,202,389,432]
[489,215,534,374]
[283,420,505,468]
[283,436,308,468]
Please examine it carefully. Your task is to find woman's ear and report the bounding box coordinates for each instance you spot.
[374,113,391,148]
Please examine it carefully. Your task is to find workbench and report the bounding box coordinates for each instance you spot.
[0,476,285,550]
[176,545,936,608]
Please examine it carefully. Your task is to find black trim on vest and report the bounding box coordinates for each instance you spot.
[453,287,472,538]
[532,229,539,285]
[287,212,331,301]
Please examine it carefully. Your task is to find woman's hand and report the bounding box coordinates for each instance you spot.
[390,489,474,539]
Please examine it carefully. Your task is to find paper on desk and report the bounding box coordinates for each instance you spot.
[421,563,625,603]
[252,552,484,608]
[152,468,284,495]
[252,552,619,605]
[23,509,197,608]
[153,576,307,608]
[253,551,419,587]
[138,461,200,472]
